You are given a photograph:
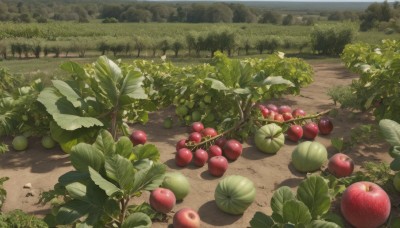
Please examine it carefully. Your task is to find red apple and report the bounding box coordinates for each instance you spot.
[215,137,227,148]
[202,127,218,137]
[261,108,270,118]
[258,104,266,110]
[303,122,319,140]
[223,139,242,161]
[266,104,278,113]
[176,148,193,167]
[188,132,202,143]
[208,145,222,158]
[193,149,208,167]
[278,105,292,114]
[173,208,201,228]
[318,117,333,135]
[287,125,303,142]
[292,108,306,118]
[208,156,228,177]
[190,122,204,133]
[267,111,276,120]
[149,187,176,214]
[341,182,390,228]
[274,114,284,122]
[176,139,187,151]
[328,153,354,178]
[282,112,293,121]
[130,130,147,145]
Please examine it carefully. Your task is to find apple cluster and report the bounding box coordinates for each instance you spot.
[259,104,334,142]
[175,122,243,177]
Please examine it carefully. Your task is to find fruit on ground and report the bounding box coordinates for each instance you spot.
[149,188,176,213]
[208,145,222,158]
[286,125,303,142]
[173,208,200,228]
[214,175,256,215]
[188,132,202,143]
[328,153,354,178]
[130,130,147,145]
[201,127,217,137]
[175,148,193,167]
[393,172,400,192]
[302,122,319,140]
[291,141,328,172]
[190,122,204,133]
[12,135,28,151]
[193,149,208,167]
[274,114,284,122]
[254,124,285,154]
[163,117,173,129]
[341,181,390,228]
[161,172,190,201]
[176,139,187,151]
[318,117,334,135]
[41,135,56,149]
[292,108,306,118]
[278,105,292,114]
[223,139,242,161]
[282,112,293,121]
[208,156,228,177]
[266,104,278,113]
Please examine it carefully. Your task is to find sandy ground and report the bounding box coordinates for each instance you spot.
[0,62,392,227]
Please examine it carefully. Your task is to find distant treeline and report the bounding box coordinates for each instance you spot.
[0,0,399,31]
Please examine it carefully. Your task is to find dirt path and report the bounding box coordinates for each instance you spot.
[0,62,392,227]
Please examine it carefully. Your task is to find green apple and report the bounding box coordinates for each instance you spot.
[191,111,202,122]
[163,117,173,129]
[41,135,56,149]
[12,135,28,151]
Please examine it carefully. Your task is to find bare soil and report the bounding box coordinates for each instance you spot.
[0,62,392,227]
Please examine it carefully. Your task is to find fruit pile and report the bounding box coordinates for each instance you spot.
[175,122,243,177]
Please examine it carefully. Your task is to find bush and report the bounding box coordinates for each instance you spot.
[310,24,356,55]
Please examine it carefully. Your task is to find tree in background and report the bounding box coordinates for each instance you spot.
[360,1,393,31]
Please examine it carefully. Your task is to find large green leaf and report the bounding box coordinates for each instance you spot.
[307,220,340,228]
[282,200,312,225]
[379,119,400,146]
[66,182,88,201]
[94,129,115,156]
[132,144,160,162]
[263,76,294,87]
[130,163,166,194]
[116,136,134,159]
[60,61,87,81]
[121,212,152,228]
[70,143,105,172]
[52,80,83,108]
[120,69,147,100]
[105,155,136,191]
[38,87,77,115]
[205,78,228,91]
[297,176,331,219]
[59,171,90,186]
[56,199,91,225]
[270,186,296,222]
[249,212,275,228]
[93,56,120,104]
[88,167,121,197]
[53,113,103,131]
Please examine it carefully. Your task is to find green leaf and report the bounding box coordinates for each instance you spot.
[282,200,312,225]
[121,212,152,228]
[263,76,294,87]
[88,167,120,197]
[70,143,105,172]
[297,176,331,219]
[131,163,166,194]
[93,56,120,104]
[270,186,296,222]
[38,87,77,116]
[390,146,400,158]
[331,138,344,152]
[105,155,136,191]
[250,212,275,228]
[307,220,340,228]
[205,78,228,91]
[233,88,251,94]
[56,199,91,225]
[390,157,400,171]
[322,212,344,227]
[94,129,116,156]
[65,182,88,201]
[132,144,160,162]
[53,113,103,131]
[59,171,90,186]
[379,119,400,146]
[60,61,86,80]
[52,80,83,108]
[116,136,134,159]
[120,69,147,100]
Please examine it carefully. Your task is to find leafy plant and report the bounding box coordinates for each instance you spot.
[327,85,359,109]
[250,175,343,228]
[41,129,166,227]
[0,210,47,228]
[380,119,400,171]
[0,177,9,210]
